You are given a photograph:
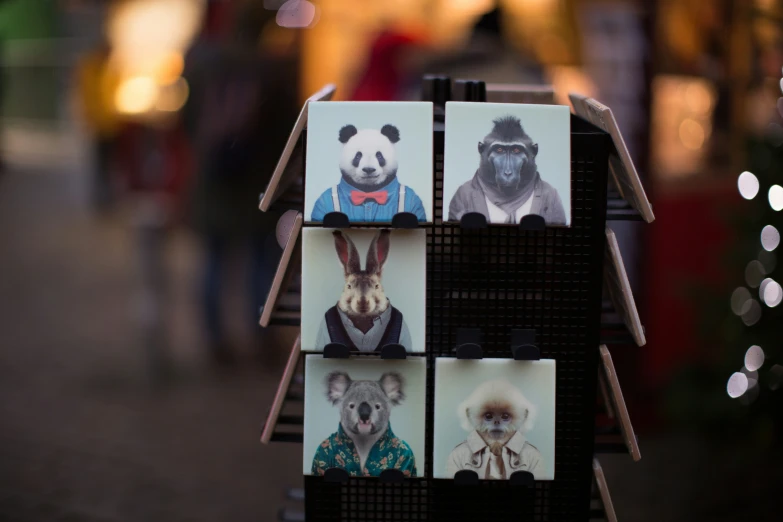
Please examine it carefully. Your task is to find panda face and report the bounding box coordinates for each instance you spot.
[338,124,400,190]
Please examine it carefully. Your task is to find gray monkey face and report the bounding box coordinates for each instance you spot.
[488,143,530,190]
[325,372,405,437]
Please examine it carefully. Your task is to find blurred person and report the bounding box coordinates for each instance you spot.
[76,39,122,212]
[349,26,431,102]
[182,2,298,365]
[419,6,545,89]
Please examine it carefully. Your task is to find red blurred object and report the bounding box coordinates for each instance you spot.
[350,29,430,101]
[644,182,736,389]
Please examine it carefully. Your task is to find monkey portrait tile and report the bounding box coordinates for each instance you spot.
[303,356,427,478]
[300,228,427,353]
[305,101,434,224]
[443,102,571,226]
[433,358,556,481]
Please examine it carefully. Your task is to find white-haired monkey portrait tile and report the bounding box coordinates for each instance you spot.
[433,358,556,481]
[443,102,571,226]
[300,228,426,353]
[305,101,433,224]
[304,356,427,478]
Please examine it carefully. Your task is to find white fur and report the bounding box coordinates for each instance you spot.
[340,129,398,186]
[458,379,537,433]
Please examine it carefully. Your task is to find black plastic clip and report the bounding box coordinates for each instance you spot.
[460,212,487,229]
[323,343,351,359]
[511,329,540,361]
[391,212,419,229]
[323,468,350,484]
[509,471,535,486]
[379,469,405,483]
[454,470,480,485]
[455,328,483,359]
[520,214,546,230]
[379,344,407,359]
[323,212,351,228]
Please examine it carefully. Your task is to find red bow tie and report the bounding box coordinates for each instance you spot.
[350,190,388,205]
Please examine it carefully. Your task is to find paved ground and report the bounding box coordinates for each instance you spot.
[0,163,303,522]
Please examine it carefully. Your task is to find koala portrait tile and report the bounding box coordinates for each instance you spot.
[300,228,426,353]
[304,355,427,478]
[305,101,433,224]
[433,358,556,481]
[443,102,571,226]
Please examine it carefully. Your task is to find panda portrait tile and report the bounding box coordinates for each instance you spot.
[443,102,571,226]
[304,356,427,478]
[300,227,426,353]
[305,101,433,224]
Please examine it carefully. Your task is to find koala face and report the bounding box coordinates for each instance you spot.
[325,372,404,437]
[338,124,400,191]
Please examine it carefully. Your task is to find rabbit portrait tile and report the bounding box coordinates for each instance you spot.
[301,228,426,353]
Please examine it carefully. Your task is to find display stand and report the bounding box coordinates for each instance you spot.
[259,78,649,521]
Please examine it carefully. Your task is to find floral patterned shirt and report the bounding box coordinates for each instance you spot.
[311,424,417,478]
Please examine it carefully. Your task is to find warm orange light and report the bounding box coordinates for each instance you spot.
[155,77,189,112]
[115,76,158,115]
[155,52,185,86]
[679,118,705,150]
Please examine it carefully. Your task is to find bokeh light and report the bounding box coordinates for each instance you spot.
[679,118,705,150]
[731,287,752,315]
[762,279,782,307]
[768,365,783,391]
[115,76,158,114]
[727,372,748,398]
[744,345,765,372]
[276,0,319,28]
[761,225,780,251]
[738,171,759,200]
[745,260,766,288]
[769,185,783,211]
[741,299,762,325]
[155,77,189,112]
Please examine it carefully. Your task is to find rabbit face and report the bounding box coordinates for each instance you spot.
[333,230,391,319]
[340,272,387,316]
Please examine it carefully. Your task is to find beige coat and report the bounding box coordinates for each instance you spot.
[445,430,545,480]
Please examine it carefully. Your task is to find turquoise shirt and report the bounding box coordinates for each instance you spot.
[311,423,418,478]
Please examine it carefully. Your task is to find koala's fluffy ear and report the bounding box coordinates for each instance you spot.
[531,142,539,157]
[325,372,352,404]
[380,124,400,144]
[379,372,405,405]
[339,125,358,144]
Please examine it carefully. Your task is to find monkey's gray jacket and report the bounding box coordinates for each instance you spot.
[446,430,545,480]
[448,171,567,225]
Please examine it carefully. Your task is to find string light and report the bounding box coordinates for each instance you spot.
[761,225,780,251]
[744,346,765,372]
[769,185,783,211]
[738,171,759,200]
[727,372,748,398]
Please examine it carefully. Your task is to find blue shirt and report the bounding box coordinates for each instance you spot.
[311,177,427,223]
[311,423,418,478]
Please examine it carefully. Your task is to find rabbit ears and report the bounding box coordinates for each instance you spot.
[333,230,391,276]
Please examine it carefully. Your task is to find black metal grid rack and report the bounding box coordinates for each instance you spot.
[298,112,612,521]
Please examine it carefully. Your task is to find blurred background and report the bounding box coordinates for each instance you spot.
[0,0,782,520]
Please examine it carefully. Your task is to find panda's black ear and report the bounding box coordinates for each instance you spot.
[339,125,358,144]
[380,124,400,144]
